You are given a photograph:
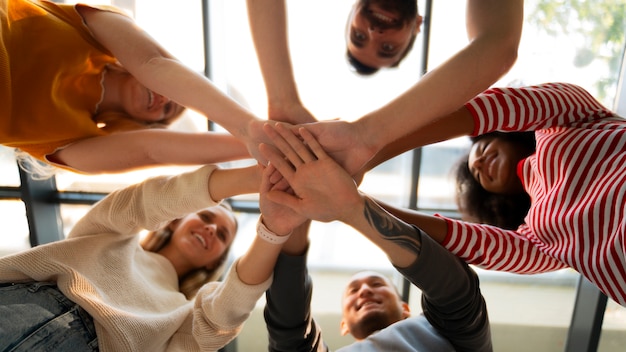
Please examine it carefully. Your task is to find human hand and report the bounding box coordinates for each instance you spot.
[269,101,317,124]
[297,119,377,177]
[245,119,295,166]
[259,163,307,235]
[259,123,364,224]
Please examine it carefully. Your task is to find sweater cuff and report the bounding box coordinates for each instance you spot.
[180,164,221,209]
[195,258,272,329]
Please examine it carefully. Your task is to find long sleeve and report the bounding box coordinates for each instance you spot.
[191,258,273,352]
[0,165,229,352]
[264,251,327,352]
[441,217,568,274]
[337,228,490,352]
[68,165,219,239]
[466,82,614,136]
[397,227,492,352]
[460,82,626,306]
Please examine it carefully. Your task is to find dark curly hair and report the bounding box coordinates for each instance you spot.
[454,131,536,230]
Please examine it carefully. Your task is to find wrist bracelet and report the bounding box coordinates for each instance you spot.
[257,218,292,244]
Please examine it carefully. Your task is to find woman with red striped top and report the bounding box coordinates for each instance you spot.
[356,82,626,306]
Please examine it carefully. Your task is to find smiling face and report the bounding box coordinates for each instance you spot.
[346,0,421,70]
[468,135,527,195]
[167,206,237,273]
[340,271,410,340]
[120,74,185,123]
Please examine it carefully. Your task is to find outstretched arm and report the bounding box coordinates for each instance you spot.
[303,0,522,174]
[50,130,249,174]
[193,164,304,351]
[235,164,299,286]
[246,0,316,124]
[77,6,270,163]
[305,105,475,176]
[265,221,329,352]
[357,0,522,149]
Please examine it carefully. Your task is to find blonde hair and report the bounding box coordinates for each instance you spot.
[15,150,59,180]
[141,202,237,299]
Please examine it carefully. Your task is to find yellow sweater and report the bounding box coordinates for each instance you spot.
[0,0,129,162]
[0,165,272,352]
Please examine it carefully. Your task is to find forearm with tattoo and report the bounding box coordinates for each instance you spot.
[363,197,422,256]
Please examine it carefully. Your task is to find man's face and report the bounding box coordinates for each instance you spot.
[340,271,410,340]
[345,0,421,70]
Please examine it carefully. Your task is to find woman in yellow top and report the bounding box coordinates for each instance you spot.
[1,0,270,174]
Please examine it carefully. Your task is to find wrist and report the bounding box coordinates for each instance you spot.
[257,217,292,245]
[355,116,383,155]
[341,193,368,227]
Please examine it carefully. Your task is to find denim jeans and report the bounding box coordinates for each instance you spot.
[0,282,98,352]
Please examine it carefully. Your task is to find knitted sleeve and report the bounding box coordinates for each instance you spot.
[192,258,272,351]
[68,165,219,239]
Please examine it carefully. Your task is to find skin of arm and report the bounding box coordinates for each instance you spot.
[236,163,307,285]
[359,0,522,149]
[280,220,311,257]
[260,124,449,268]
[362,106,475,172]
[76,7,271,163]
[245,0,316,124]
[51,130,250,174]
[302,0,522,175]
[208,164,261,202]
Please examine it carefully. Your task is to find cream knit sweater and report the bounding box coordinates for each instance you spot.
[0,165,271,351]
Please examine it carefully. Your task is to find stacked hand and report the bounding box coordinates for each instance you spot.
[259,123,364,224]
[258,161,306,235]
[294,119,378,178]
[268,102,317,125]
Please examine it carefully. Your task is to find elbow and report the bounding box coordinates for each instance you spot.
[471,34,520,82]
[498,41,519,77]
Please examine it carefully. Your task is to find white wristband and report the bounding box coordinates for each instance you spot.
[257,219,291,244]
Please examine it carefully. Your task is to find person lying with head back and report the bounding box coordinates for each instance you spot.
[1,0,277,175]
[0,159,310,351]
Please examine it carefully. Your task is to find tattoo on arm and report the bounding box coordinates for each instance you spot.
[363,198,422,256]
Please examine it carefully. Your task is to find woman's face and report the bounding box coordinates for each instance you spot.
[468,136,527,194]
[121,75,185,123]
[345,0,421,69]
[169,206,237,270]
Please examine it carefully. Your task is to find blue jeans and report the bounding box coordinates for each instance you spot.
[0,282,98,352]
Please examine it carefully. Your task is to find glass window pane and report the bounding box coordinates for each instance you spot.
[60,204,97,238]
[0,201,31,256]
[0,146,20,187]
[600,302,626,351]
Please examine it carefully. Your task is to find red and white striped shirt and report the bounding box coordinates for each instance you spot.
[440,82,626,306]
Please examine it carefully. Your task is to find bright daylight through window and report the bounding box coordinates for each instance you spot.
[0,1,624,351]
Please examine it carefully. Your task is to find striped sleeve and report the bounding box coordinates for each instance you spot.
[465,82,613,136]
[439,216,568,274]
